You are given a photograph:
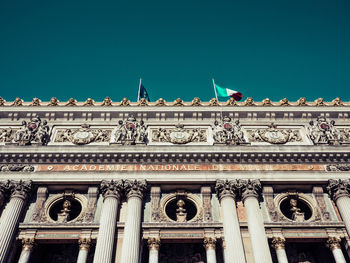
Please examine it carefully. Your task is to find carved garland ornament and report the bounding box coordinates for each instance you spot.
[152,124,207,144]
[248,123,301,144]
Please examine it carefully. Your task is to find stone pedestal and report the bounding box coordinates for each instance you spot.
[18,238,35,263]
[242,180,272,263]
[148,237,160,263]
[327,237,347,263]
[93,180,122,263]
[77,238,91,263]
[204,237,217,263]
[0,180,32,263]
[271,237,288,263]
[215,180,246,263]
[120,180,147,263]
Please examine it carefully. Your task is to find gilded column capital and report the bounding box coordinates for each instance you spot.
[240,179,262,202]
[271,237,286,250]
[215,179,237,201]
[10,180,33,200]
[100,180,123,199]
[22,238,35,251]
[326,236,342,251]
[203,237,216,251]
[327,179,350,201]
[79,237,92,251]
[124,179,147,199]
[148,237,160,251]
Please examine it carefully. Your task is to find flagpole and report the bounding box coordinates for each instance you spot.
[137,78,142,102]
[212,78,223,120]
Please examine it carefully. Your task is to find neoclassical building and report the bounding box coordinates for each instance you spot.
[0,96,349,263]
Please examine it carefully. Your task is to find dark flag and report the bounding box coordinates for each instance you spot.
[138,83,150,102]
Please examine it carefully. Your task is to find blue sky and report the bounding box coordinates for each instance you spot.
[0,0,349,102]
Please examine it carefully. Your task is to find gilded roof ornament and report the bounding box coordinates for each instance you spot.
[262,98,273,106]
[225,97,237,106]
[120,97,130,106]
[331,97,344,106]
[0,97,5,106]
[155,98,166,106]
[29,98,41,106]
[314,98,326,106]
[297,97,308,106]
[65,98,77,106]
[191,97,202,106]
[244,97,255,106]
[101,97,112,106]
[279,98,290,106]
[47,97,59,106]
[173,98,184,106]
[11,97,23,106]
[208,98,219,106]
[138,98,149,106]
[83,98,95,106]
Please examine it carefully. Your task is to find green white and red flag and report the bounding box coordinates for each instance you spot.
[214,83,243,101]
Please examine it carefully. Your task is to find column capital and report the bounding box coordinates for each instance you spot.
[271,236,286,250]
[327,179,350,201]
[22,238,35,251]
[124,179,147,199]
[0,180,10,206]
[79,237,92,251]
[326,236,342,251]
[10,180,32,200]
[148,237,160,251]
[203,236,216,251]
[100,180,123,199]
[215,179,237,200]
[240,179,262,201]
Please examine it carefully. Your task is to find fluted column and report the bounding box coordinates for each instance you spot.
[0,180,32,263]
[215,180,246,263]
[204,237,217,263]
[241,179,272,263]
[77,238,91,263]
[148,237,160,263]
[271,237,288,263]
[120,180,147,263]
[18,238,35,263]
[327,179,350,237]
[93,180,123,263]
[326,237,347,263]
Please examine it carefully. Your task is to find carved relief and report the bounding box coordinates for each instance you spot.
[152,124,206,144]
[312,186,331,221]
[13,117,50,145]
[212,116,246,145]
[0,164,34,172]
[201,187,212,222]
[151,186,161,222]
[263,186,278,222]
[55,124,112,145]
[326,164,350,171]
[31,186,48,222]
[248,123,301,144]
[83,187,99,222]
[307,117,342,145]
[0,128,17,143]
[113,115,147,145]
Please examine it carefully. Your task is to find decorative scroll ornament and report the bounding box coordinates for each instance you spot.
[114,115,147,145]
[0,164,34,172]
[248,123,301,144]
[152,124,206,144]
[212,116,246,145]
[327,179,350,201]
[124,179,147,199]
[14,117,50,145]
[307,117,342,145]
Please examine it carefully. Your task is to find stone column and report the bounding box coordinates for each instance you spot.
[148,237,160,263]
[18,238,35,263]
[93,180,123,263]
[77,237,91,263]
[120,180,147,263]
[241,179,272,263]
[0,180,32,263]
[327,179,350,237]
[204,237,217,263]
[215,180,246,263]
[326,237,347,263]
[271,237,288,263]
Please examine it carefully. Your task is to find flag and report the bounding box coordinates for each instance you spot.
[139,84,150,102]
[215,84,243,101]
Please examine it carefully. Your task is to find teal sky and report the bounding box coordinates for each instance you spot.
[1,0,349,102]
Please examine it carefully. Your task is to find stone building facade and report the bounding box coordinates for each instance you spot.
[0,96,349,263]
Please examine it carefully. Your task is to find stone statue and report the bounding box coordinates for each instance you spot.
[57,199,71,223]
[290,198,305,222]
[114,116,147,145]
[307,117,342,145]
[14,117,50,145]
[176,199,187,222]
[212,116,246,145]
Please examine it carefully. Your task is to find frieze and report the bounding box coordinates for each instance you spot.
[307,117,342,145]
[326,164,350,171]
[0,164,35,172]
[112,115,147,145]
[54,124,112,145]
[212,116,246,145]
[151,124,207,144]
[247,123,302,144]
